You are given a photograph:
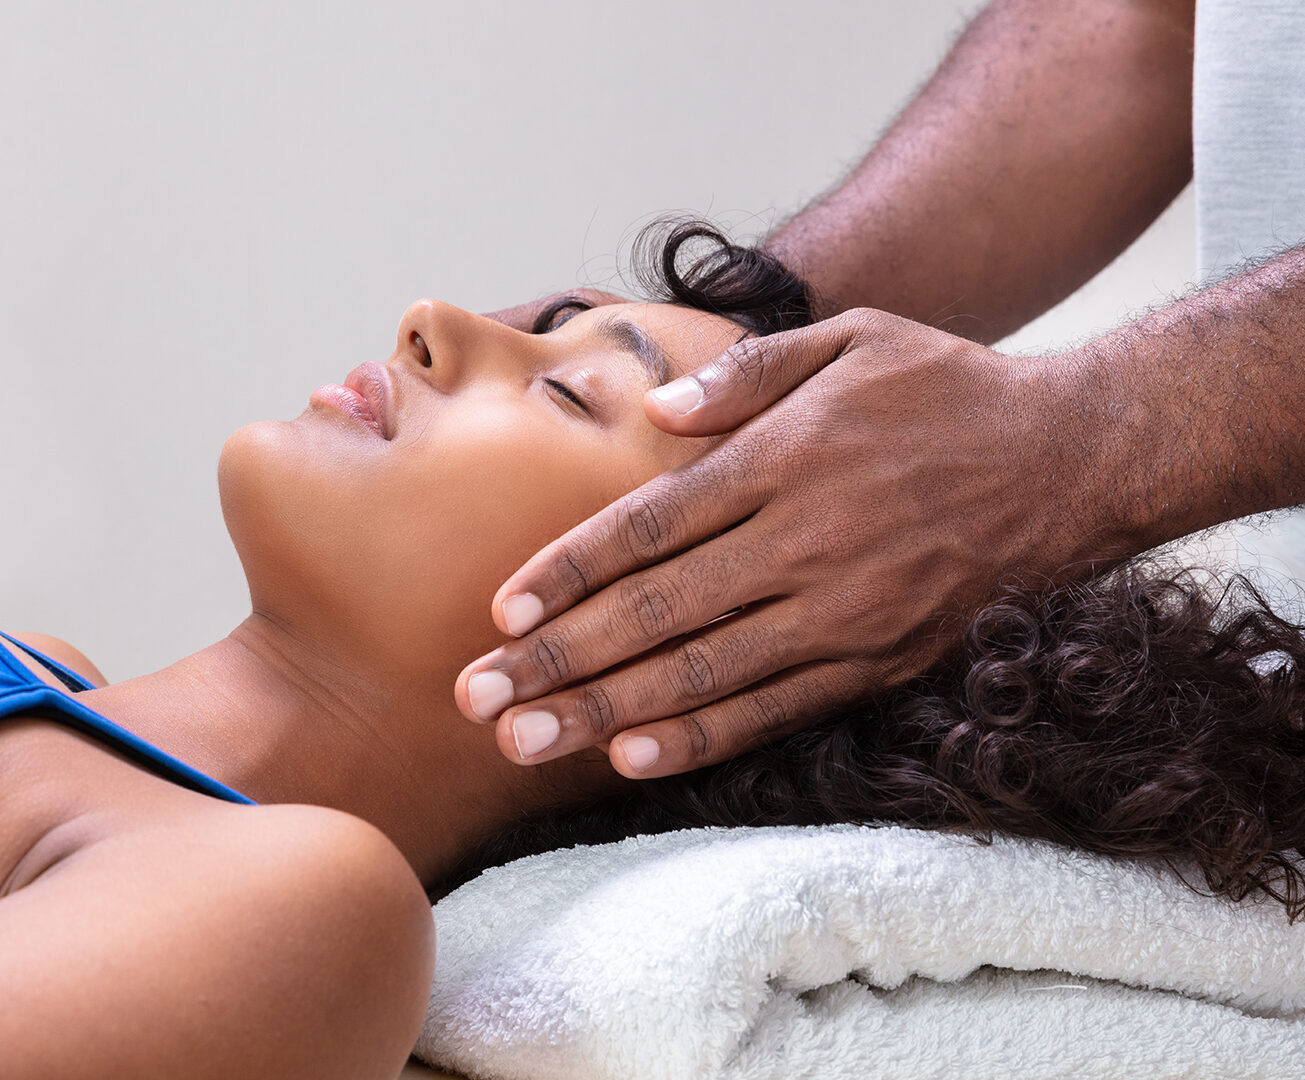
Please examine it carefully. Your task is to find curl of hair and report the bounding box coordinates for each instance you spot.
[443,221,1305,920]
[629,218,814,336]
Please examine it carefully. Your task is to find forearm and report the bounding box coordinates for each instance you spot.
[767,0,1195,342]
[1057,247,1305,565]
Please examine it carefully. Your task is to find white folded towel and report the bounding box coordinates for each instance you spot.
[415,824,1305,1079]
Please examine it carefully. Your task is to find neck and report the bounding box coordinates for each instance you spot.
[80,612,550,887]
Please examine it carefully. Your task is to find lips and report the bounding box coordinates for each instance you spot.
[309,361,394,439]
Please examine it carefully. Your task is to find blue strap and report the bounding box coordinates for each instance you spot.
[0,630,95,692]
[0,634,255,805]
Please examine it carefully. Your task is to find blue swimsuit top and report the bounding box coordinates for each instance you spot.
[0,630,254,804]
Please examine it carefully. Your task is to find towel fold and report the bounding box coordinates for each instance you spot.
[415,825,1305,1079]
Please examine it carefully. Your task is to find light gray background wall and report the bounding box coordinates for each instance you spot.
[0,1,1195,680]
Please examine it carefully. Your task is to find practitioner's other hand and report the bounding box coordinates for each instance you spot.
[483,288,628,332]
[457,307,1112,778]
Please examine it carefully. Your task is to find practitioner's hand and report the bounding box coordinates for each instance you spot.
[456,307,1107,778]
[483,288,628,332]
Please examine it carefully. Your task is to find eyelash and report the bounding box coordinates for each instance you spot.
[544,377,590,415]
[535,301,593,415]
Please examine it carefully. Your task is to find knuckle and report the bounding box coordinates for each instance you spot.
[574,682,620,738]
[553,551,592,599]
[843,306,875,331]
[748,684,792,735]
[527,633,572,685]
[838,658,882,701]
[811,582,879,652]
[621,577,681,643]
[718,336,770,398]
[673,639,719,701]
[482,300,543,332]
[617,494,677,560]
[681,712,712,761]
[832,308,876,351]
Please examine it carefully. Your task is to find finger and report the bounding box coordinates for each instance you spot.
[490,600,813,763]
[606,658,871,778]
[485,436,769,643]
[481,298,551,332]
[456,521,776,724]
[482,288,631,332]
[465,528,777,714]
[643,308,871,437]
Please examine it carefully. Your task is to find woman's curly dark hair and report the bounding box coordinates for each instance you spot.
[448,220,1305,918]
[529,217,815,337]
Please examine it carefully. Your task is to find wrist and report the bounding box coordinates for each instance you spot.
[1010,343,1154,578]
[1021,329,1273,579]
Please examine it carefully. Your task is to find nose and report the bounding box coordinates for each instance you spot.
[394,298,530,391]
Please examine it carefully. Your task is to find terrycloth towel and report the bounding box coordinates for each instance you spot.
[415,825,1305,1079]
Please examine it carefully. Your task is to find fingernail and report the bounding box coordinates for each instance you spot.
[467,670,514,720]
[512,710,560,758]
[502,592,545,637]
[649,376,703,414]
[621,735,660,772]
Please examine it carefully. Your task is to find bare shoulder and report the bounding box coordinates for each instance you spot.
[7,632,109,688]
[0,801,434,1079]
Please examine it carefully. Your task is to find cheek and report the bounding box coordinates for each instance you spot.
[386,408,640,595]
[363,405,656,663]
[219,400,670,673]
[218,416,394,618]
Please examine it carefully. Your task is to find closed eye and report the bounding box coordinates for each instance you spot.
[544,377,592,416]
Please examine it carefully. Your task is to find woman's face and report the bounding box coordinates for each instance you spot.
[218,297,742,674]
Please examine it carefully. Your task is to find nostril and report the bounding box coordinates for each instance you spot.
[410,332,432,368]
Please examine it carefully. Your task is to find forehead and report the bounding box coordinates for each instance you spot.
[573,301,746,383]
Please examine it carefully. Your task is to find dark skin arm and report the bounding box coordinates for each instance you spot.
[768,0,1195,338]
[495,0,1195,338]
[464,0,1301,780]
[1075,246,1305,551]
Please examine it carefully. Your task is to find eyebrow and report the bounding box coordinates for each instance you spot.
[595,317,671,387]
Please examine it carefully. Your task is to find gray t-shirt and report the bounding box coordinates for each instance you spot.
[1167,0,1305,603]
[1194,0,1305,277]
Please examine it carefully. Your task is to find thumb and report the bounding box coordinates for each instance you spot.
[642,314,858,436]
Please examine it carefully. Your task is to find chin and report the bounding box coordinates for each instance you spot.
[218,418,340,614]
[216,417,456,666]
[218,420,296,548]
